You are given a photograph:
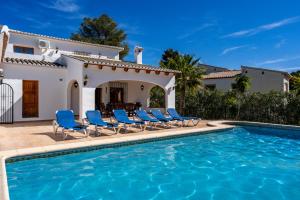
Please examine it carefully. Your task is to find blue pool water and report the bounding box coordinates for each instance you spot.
[6,126,300,200]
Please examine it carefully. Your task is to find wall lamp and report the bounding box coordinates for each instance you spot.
[140,84,144,91]
[74,81,79,88]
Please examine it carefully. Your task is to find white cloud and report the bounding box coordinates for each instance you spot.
[258,55,300,65]
[222,16,300,38]
[23,17,52,29]
[275,39,286,48]
[221,45,247,55]
[177,23,215,40]
[278,66,300,71]
[42,0,79,12]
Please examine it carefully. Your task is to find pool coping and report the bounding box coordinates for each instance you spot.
[1,120,300,200]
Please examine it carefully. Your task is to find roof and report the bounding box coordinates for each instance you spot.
[65,55,181,74]
[199,63,229,71]
[3,57,65,68]
[203,70,241,79]
[241,65,290,76]
[1,25,124,51]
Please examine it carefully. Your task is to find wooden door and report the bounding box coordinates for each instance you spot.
[22,80,39,118]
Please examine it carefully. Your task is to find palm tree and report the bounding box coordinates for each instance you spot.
[290,70,300,94]
[233,74,251,93]
[161,54,203,114]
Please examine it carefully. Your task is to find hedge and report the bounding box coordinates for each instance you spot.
[183,90,300,125]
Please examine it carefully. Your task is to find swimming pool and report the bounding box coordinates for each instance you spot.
[6,126,300,200]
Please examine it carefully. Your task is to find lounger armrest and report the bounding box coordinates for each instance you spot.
[53,120,59,134]
[82,118,88,125]
[53,120,58,127]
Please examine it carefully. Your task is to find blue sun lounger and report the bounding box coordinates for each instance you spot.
[135,109,160,129]
[53,110,88,139]
[85,110,120,135]
[113,109,145,132]
[167,108,201,126]
[149,109,174,127]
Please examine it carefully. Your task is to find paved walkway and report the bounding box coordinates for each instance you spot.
[0,120,209,151]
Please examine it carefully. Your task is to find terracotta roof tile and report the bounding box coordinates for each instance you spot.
[65,55,181,74]
[203,70,241,79]
[3,57,65,68]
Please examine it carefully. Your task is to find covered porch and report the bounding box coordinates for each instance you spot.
[93,80,167,116]
[63,55,178,119]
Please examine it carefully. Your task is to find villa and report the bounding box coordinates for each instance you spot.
[202,64,290,92]
[0,25,299,200]
[0,25,179,124]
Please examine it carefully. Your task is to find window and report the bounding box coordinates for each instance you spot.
[13,46,34,55]
[205,84,216,91]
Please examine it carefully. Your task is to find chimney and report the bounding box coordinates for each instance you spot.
[134,46,143,64]
[0,25,10,63]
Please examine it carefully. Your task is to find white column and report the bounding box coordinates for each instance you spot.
[165,76,176,109]
[81,87,95,119]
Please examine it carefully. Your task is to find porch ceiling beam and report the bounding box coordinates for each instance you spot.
[84,62,176,75]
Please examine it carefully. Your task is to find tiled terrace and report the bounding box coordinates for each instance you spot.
[0,120,209,151]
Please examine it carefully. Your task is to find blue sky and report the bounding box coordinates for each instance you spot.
[1,0,300,72]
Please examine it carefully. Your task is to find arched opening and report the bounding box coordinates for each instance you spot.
[149,85,166,108]
[91,81,167,116]
[67,80,80,115]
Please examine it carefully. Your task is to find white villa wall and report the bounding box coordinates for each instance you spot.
[1,63,66,121]
[62,55,85,116]
[242,68,289,93]
[5,33,120,62]
[203,78,235,92]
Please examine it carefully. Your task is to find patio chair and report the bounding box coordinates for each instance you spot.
[53,110,88,140]
[167,108,201,126]
[85,110,120,136]
[135,109,160,129]
[113,109,145,132]
[149,109,174,127]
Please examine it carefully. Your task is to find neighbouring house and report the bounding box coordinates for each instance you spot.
[199,63,230,74]
[203,70,242,91]
[203,65,290,93]
[0,25,179,123]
